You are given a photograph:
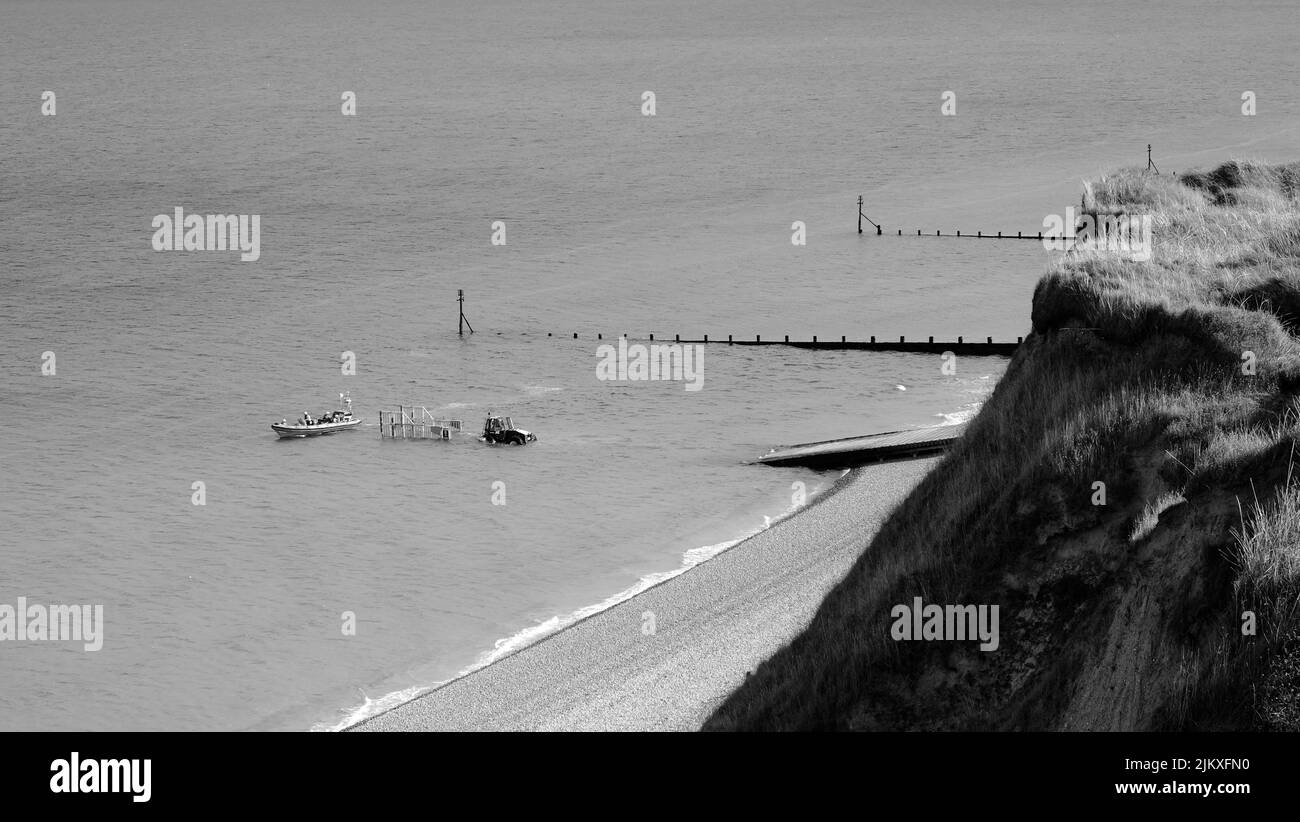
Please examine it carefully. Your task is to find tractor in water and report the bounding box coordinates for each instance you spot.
[480,412,538,445]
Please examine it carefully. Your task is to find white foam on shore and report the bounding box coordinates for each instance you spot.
[315,472,845,732]
[934,395,988,426]
[319,686,434,732]
[934,406,976,426]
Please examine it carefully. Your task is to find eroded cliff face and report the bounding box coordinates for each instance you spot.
[842,441,1259,732]
[706,162,1300,732]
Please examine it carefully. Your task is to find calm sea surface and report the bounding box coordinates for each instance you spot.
[3,0,1298,730]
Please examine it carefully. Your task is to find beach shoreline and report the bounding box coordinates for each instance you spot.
[319,468,848,730]
[351,456,937,732]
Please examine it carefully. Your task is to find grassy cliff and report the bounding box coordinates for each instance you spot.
[705,160,1300,731]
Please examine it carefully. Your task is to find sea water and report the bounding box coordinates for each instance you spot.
[2,0,1298,730]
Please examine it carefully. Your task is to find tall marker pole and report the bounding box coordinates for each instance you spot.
[857,196,881,235]
[458,289,473,335]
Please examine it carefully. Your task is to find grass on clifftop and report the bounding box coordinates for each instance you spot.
[705,160,1300,731]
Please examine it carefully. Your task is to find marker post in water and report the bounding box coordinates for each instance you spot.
[458,289,474,336]
[857,196,881,235]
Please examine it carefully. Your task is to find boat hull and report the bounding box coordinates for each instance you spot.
[271,418,362,438]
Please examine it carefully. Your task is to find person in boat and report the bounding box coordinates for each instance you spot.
[303,412,312,426]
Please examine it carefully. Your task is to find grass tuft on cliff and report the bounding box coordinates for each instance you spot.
[705,160,1300,731]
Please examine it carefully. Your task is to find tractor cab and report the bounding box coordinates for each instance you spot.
[481,411,537,445]
[483,415,513,437]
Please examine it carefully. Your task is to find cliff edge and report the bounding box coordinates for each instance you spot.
[705,161,1300,731]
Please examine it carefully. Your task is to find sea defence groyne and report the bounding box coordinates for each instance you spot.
[755,422,967,470]
[552,334,1020,357]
